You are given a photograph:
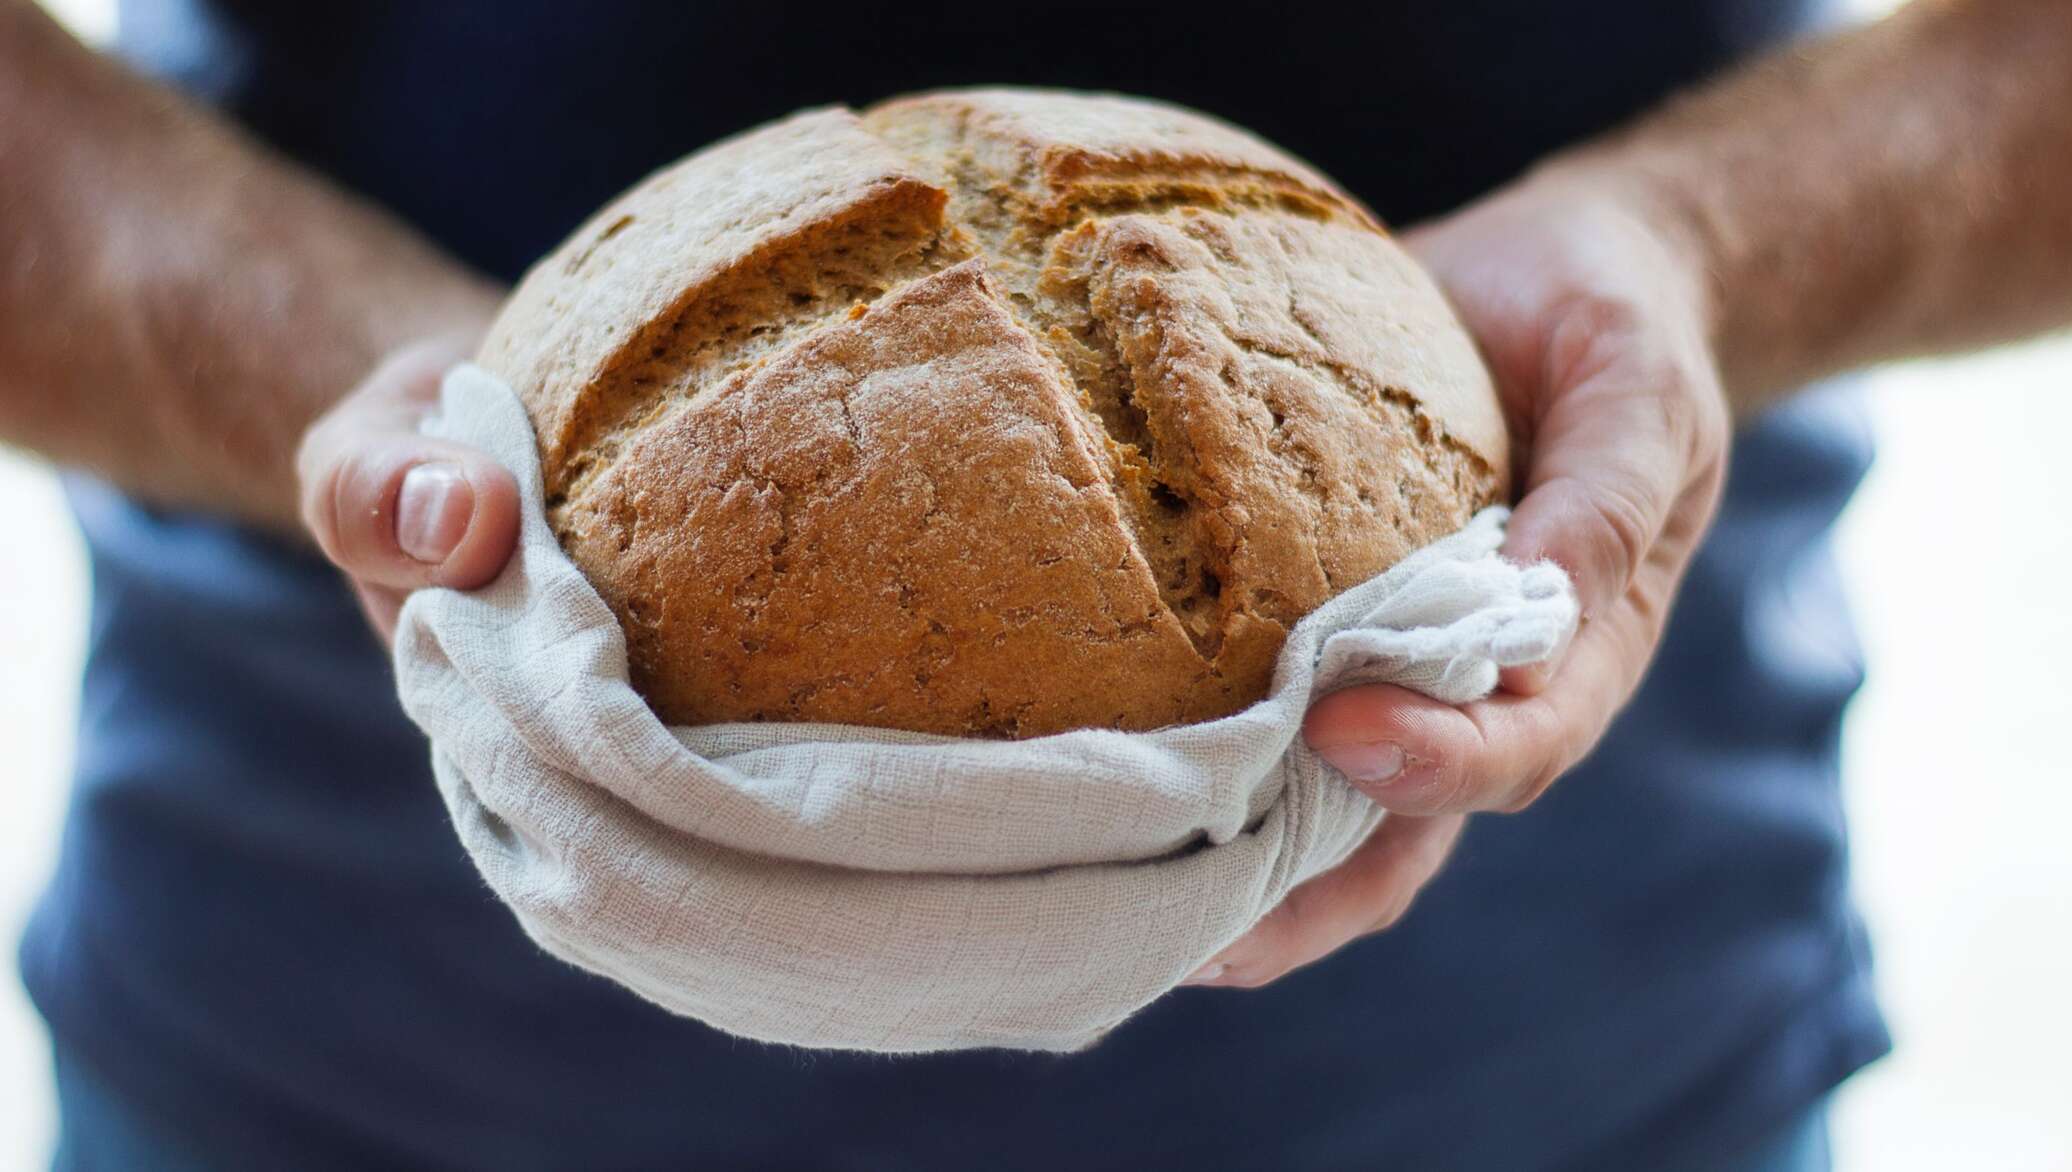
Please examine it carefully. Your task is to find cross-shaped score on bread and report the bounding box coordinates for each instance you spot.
[480,90,1509,738]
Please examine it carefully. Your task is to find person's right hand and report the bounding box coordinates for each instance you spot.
[296,334,521,639]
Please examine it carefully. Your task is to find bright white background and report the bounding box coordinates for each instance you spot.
[5,0,2068,1168]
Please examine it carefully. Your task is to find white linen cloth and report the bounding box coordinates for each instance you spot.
[393,364,1578,1053]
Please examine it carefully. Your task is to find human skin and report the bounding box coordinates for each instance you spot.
[1201,0,2072,987]
[3,1,2068,985]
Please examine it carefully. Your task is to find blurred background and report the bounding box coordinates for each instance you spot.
[4,0,2067,1168]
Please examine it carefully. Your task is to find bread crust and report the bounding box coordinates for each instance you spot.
[481,89,1508,737]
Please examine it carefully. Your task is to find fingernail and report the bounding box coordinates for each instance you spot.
[1180,963,1227,987]
[1319,741,1406,785]
[397,463,473,564]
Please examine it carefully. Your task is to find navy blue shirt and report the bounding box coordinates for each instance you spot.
[21,2,1889,1168]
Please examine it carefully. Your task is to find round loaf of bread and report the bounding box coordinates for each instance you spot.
[479,89,1509,738]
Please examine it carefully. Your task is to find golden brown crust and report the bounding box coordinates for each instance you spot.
[478,107,952,502]
[483,89,1509,737]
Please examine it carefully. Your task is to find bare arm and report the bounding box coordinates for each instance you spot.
[0,0,501,531]
[1574,0,2072,412]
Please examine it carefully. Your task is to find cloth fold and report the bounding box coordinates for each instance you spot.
[393,364,1577,1053]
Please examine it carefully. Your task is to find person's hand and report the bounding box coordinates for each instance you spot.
[1186,168,1730,989]
[296,334,521,639]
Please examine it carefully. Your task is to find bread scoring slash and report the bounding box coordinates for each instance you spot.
[480,89,1509,737]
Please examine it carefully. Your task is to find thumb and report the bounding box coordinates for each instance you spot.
[298,401,520,595]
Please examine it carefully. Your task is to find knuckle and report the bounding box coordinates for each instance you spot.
[1494,699,1571,813]
[1413,723,1486,815]
[298,456,344,555]
[296,400,399,558]
[1366,886,1418,932]
[326,448,411,570]
[1494,760,1549,813]
[1620,571,1676,642]
[1269,885,1327,941]
[1221,967,1282,991]
[1572,478,1653,605]
[1650,372,1701,441]
[1657,366,1730,470]
[1545,293,1646,388]
[1498,758,1565,813]
[294,423,347,540]
[1555,674,1629,777]
[1422,756,1479,814]
[1523,475,1657,619]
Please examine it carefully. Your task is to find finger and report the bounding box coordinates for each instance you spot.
[1305,533,1684,816]
[1499,323,1724,687]
[298,422,520,594]
[1183,815,1465,989]
[1496,622,1574,698]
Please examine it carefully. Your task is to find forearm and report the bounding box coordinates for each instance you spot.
[1544,0,2072,414]
[0,1,500,530]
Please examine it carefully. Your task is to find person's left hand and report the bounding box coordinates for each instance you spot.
[1185,168,1730,989]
